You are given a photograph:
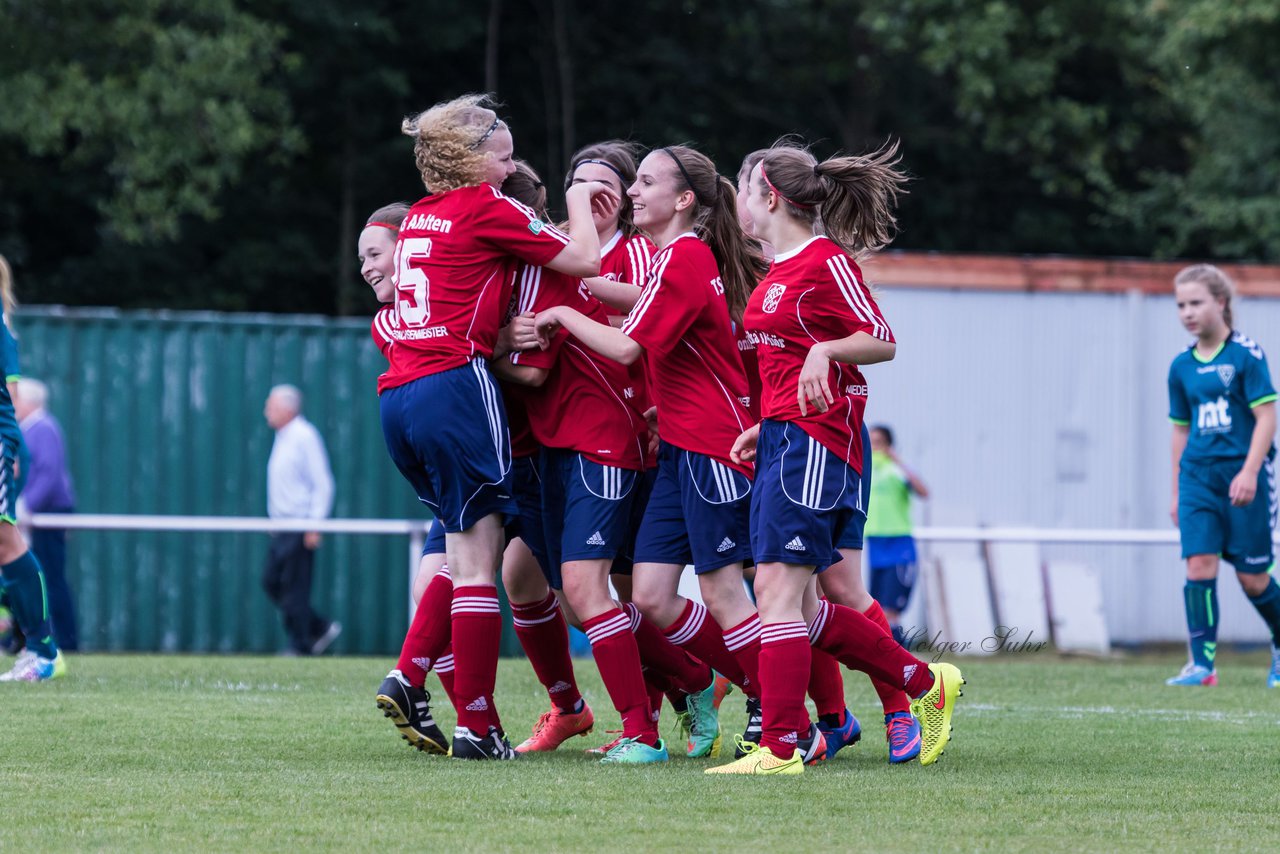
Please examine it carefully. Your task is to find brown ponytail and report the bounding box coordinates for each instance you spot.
[661,145,768,321]
[758,139,908,258]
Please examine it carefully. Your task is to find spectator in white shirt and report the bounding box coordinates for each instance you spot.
[263,384,339,655]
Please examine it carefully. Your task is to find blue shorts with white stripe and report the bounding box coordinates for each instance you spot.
[632,440,753,574]
[379,358,517,534]
[833,422,872,552]
[539,446,639,589]
[750,419,863,573]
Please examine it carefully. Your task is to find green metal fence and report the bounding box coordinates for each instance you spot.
[12,306,472,655]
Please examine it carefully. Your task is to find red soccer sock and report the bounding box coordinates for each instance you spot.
[664,599,750,692]
[721,614,763,699]
[511,592,583,713]
[584,608,657,746]
[863,600,912,714]
[451,585,504,734]
[810,600,933,698]
[758,622,812,760]
[396,568,453,687]
[625,602,712,695]
[807,648,847,718]
[434,648,458,711]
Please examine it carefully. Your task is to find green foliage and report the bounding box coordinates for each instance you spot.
[1113,0,1280,259]
[0,0,302,243]
[0,0,1277,312]
[3,653,1278,850]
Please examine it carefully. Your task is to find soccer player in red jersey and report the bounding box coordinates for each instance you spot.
[534,145,776,760]
[736,151,921,764]
[560,142,709,738]
[360,203,459,754]
[378,94,617,761]
[498,162,717,763]
[708,141,965,775]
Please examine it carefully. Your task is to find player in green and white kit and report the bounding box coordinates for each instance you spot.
[865,425,928,645]
[1166,265,1279,688]
[0,256,64,681]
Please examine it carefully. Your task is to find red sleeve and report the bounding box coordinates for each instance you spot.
[476,188,571,267]
[822,253,895,343]
[624,236,655,286]
[509,264,569,370]
[620,250,703,356]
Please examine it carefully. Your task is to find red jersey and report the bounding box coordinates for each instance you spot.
[620,233,754,474]
[600,230,658,465]
[735,321,763,421]
[600,230,655,289]
[510,264,647,470]
[499,382,540,459]
[743,236,894,475]
[373,184,569,393]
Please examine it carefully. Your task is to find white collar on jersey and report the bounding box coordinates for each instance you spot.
[771,235,826,264]
[600,229,624,256]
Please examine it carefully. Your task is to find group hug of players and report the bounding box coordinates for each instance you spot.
[364,93,963,775]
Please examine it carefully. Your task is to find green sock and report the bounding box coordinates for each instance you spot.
[0,551,56,659]
[1184,579,1218,670]
[1246,574,1280,648]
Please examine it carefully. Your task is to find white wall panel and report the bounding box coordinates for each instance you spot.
[860,286,1280,644]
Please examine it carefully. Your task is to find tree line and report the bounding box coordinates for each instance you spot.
[0,0,1276,316]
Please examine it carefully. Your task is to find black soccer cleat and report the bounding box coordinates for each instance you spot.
[735,696,763,758]
[451,725,519,760]
[376,669,449,755]
[797,722,828,766]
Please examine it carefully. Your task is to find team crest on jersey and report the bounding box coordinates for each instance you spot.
[762,282,787,313]
[1216,365,1235,388]
[528,219,544,235]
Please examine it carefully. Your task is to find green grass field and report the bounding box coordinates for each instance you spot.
[3,649,1277,852]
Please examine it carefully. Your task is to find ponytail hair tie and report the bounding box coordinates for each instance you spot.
[813,163,823,177]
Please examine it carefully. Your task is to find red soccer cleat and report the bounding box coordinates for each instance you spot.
[514,704,595,753]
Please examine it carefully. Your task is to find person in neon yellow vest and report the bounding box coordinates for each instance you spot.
[865,425,929,644]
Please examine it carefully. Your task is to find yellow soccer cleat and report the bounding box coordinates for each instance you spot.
[704,742,803,776]
[908,662,965,766]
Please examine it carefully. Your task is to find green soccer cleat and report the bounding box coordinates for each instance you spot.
[908,662,964,766]
[683,678,722,758]
[599,737,669,765]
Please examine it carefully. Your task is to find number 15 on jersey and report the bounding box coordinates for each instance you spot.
[393,237,434,327]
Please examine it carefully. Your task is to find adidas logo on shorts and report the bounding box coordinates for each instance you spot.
[586,531,606,546]
[465,696,490,712]
[785,536,806,552]
[716,537,736,553]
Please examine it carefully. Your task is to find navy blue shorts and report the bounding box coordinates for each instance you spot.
[834,422,873,551]
[751,419,863,572]
[869,562,918,612]
[420,454,550,577]
[422,519,446,556]
[1178,457,1276,572]
[632,441,753,574]
[380,359,517,534]
[611,466,658,577]
[540,447,639,590]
